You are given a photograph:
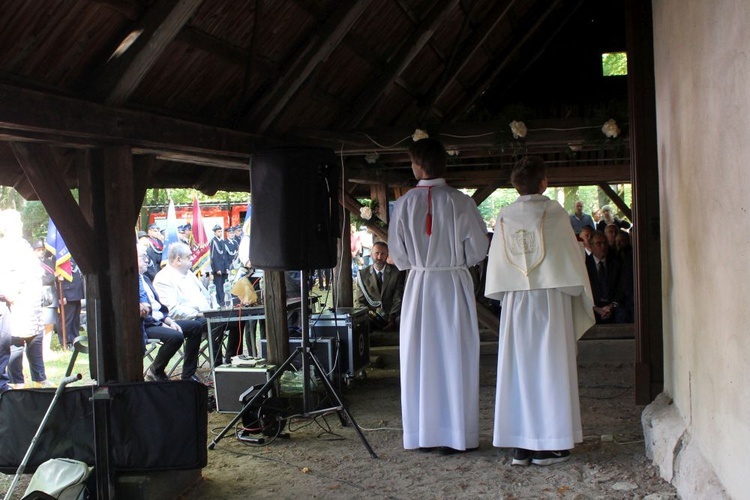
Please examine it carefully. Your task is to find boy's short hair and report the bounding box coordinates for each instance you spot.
[510,156,546,195]
[408,138,447,178]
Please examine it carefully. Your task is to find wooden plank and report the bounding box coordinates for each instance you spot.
[9,142,96,273]
[370,183,389,224]
[447,0,566,122]
[0,83,262,159]
[264,270,290,365]
[340,192,388,241]
[249,0,373,133]
[346,0,460,128]
[89,0,204,105]
[626,0,663,404]
[422,0,519,114]
[597,182,632,221]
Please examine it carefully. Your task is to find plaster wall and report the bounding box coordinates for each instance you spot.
[652,1,750,497]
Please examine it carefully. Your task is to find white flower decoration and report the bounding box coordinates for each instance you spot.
[360,206,372,220]
[365,152,379,164]
[446,148,459,156]
[602,119,621,138]
[412,129,429,141]
[509,120,527,139]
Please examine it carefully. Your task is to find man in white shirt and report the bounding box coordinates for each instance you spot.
[154,242,241,367]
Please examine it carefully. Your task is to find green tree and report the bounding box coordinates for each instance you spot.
[602,52,628,76]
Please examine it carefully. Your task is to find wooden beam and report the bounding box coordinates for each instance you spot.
[345,0,460,128]
[421,0,519,114]
[626,0,663,404]
[0,83,263,159]
[263,270,290,364]
[9,143,96,273]
[247,0,373,134]
[89,0,204,105]
[340,192,388,241]
[369,183,389,224]
[447,0,565,122]
[175,26,277,75]
[597,183,632,221]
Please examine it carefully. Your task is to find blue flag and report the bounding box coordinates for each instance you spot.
[44,219,72,281]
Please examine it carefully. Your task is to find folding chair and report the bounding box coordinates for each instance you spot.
[143,338,161,376]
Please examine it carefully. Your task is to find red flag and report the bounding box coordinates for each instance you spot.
[190,195,210,272]
[44,219,73,281]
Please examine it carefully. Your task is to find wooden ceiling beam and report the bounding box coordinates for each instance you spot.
[88,0,204,105]
[421,0,519,116]
[0,83,262,159]
[344,0,460,129]
[176,26,277,75]
[340,192,388,241]
[447,0,566,122]
[245,0,373,134]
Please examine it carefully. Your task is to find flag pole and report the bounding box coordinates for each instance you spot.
[57,278,67,351]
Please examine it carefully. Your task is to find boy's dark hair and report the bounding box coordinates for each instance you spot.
[510,156,546,195]
[408,138,447,178]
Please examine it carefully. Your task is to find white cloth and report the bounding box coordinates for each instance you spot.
[152,264,210,320]
[485,194,594,451]
[0,237,43,338]
[485,194,594,340]
[389,178,489,450]
[493,289,583,450]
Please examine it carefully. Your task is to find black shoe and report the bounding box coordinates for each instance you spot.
[438,446,479,456]
[511,448,532,466]
[145,368,169,382]
[531,450,570,466]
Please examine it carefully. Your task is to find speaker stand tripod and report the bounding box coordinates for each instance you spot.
[209,270,378,458]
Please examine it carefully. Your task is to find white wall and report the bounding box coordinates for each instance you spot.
[653,1,750,496]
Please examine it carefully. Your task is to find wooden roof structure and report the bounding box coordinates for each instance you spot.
[0,0,665,492]
[0,0,631,201]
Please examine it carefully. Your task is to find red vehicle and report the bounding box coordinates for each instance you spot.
[142,202,248,231]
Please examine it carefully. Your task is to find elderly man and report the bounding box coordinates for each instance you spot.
[153,242,241,368]
[578,225,594,256]
[569,201,595,234]
[354,242,404,331]
[596,205,631,232]
[137,244,203,381]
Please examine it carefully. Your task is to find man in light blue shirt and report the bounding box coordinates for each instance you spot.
[569,201,595,235]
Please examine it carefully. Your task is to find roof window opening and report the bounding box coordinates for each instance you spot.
[602,52,627,76]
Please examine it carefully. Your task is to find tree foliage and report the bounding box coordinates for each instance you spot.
[602,52,628,76]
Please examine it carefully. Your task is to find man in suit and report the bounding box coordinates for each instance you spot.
[585,231,632,323]
[354,242,405,331]
[137,244,203,381]
[210,224,228,305]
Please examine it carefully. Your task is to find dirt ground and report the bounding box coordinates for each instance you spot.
[177,342,677,500]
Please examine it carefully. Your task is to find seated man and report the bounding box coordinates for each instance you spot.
[585,231,632,323]
[354,242,405,331]
[137,245,203,381]
[153,242,241,367]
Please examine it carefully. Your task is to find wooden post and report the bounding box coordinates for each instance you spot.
[335,216,354,309]
[263,270,290,365]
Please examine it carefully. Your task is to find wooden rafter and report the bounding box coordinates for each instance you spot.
[244,0,373,134]
[0,84,261,160]
[340,192,388,241]
[345,0,460,128]
[598,182,632,221]
[447,0,566,122]
[9,143,96,273]
[88,0,204,105]
[421,0,519,118]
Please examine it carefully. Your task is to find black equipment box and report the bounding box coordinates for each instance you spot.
[260,337,339,386]
[310,307,370,387]
[214,365,274,413]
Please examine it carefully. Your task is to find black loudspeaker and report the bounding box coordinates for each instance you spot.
[250,147,338,270]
